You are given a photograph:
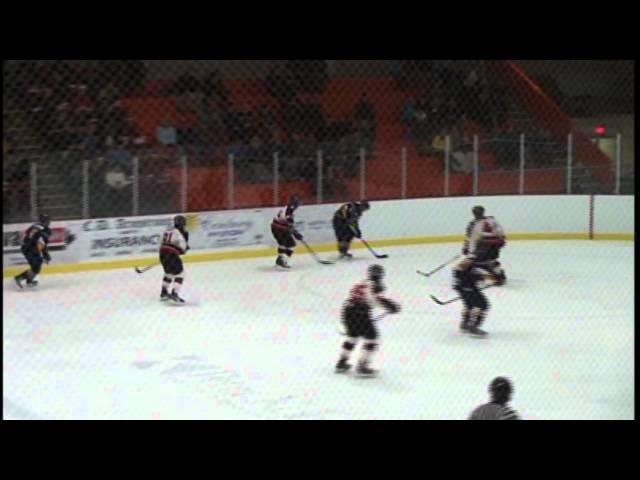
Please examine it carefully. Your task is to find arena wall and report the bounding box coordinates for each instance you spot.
[3,195,633,277]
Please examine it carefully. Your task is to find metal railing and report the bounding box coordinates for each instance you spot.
[3,132,631,224]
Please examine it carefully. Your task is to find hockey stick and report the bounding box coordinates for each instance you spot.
[135,263,159,274]
[417,255,461,278]
[299,238,334,265]
[429,284,495,306]
[358,238,388,259]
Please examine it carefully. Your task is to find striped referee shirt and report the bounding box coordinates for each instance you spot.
[468,402,519,420]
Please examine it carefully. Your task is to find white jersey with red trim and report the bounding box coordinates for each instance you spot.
[272,205,296,231]
[346,279,386,309]
[464,216,506,257]
[159,227,188,255]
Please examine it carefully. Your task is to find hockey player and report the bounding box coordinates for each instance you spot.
[468,377,520,420]
[333,200,370,259]
[159,215,189,304]
[335,264,401,377]
[271,195,303,269]
[14,214,52,288]
[463,206,507,286]
[453,257,490,337]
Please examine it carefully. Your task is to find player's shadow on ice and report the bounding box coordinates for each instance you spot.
[441,327,539,344]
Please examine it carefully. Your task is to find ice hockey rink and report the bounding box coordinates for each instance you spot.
[3,240,634,420]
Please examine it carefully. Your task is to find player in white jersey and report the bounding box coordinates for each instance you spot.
[468,377,520,420]
[270,195,303,269]
[463,206,507,285]
[159,215,189,304]
[335,265,400,377]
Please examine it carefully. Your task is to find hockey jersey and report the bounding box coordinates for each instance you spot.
[22,223,51,259]
[159,227,189,255]
[468,402,519,420]
[334,203,363,235]
[345,278,397,314]
[463,216,505,258]
[271,204,297,232]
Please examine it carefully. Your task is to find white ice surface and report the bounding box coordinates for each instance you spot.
[3,241,634,420]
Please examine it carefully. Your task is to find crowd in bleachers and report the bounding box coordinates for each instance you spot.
[395,60,564,172]
[4,59,567,205]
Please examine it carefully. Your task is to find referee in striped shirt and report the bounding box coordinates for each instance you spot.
[468,377,520,420]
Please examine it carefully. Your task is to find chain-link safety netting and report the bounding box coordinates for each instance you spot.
[3,60,634,221]
[3,60,634,420]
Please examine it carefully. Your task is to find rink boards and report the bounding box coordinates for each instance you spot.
[3,195,633,277]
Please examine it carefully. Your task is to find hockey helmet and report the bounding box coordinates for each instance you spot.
[489,376,513,403]
[39,213,51,227]
[472,206,485,219]
[368,264,385,281]
[288,195,301,210]
[174,215,187,229]
[357,200,370,212]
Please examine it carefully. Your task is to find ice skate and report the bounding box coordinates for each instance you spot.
[276,255,290,269]
[14,275,24,289]
[468,326,488,337]
[169,291,186,304]
[335,358,352,373]
[356,362,377,377]
[160,287,171,301]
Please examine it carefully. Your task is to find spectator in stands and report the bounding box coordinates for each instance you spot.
[354,92,376,142]
[196,97,226,151]
[98,60,146,96]
[156,117,178,147]
[491,123,519,170]
[255,104,278,141]
[282,97,305,138]
[99,101,135,148]
[96,82,122,113]
[402,98,417,138]
[431,129,447,162]
[450,120,474,174]
[413,96,436,156]
[244,134,272,182]
[202,69,229,105]
[266,61,297,105]
[288,60,328,93]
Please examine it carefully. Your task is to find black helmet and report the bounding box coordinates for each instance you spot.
[174,215,187,229]
[472,206,485,219]
[368,264,384,281]
[39,213,51,227]
[288,195,301,210]
[489,377,513,404]
[357,200,370,211]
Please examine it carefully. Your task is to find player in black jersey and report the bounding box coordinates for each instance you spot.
[453,257,490,337]
[468,377,520,420]
[159,215,190,303]
[336,264,400,376]
[333,201,370,259]
[271,196,303,269]
[14,214,52,288]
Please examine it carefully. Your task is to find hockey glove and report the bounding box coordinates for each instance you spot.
[379,297,400,314]
[42,251,51,264]
[292,230,304,241]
